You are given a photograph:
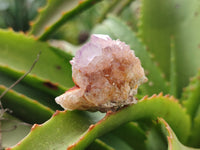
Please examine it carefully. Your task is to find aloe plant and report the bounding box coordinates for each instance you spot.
[1,0,200,150]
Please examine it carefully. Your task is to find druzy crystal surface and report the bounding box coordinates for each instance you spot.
[55,34,147,112]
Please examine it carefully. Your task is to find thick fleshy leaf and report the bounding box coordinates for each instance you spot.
[139,0,200,95]
[119,0,141,32]
[169,36,177,97]
[182,71,200,120]
[86,139,114,150]
[187,111,200,148]
[145,121,168,150]
[69,95,190,149]
[0,29,74,96]
[29,0,102,40]
[10,95,190,150]
[51,0,122,45]
[111,122,146,150]
[0,85,53,124]
[9,111,105,150]
[158,118,199,150]
[182,71,200,147]
[0,68,61,110]
[92,16,168,95]
[99,133,133,150]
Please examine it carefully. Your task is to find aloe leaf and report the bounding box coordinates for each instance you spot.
[86,139,114,150]
[100,0,132,20]
[50,0,117,45]
[119,0,141,32]
[1,113,31,149]
[139,0,200,95]
[66,95,190,149]
[29,0,102,40]
[97,0,120,23]
[169,36,177,97]
[145,121,168,150]
[158,118,199,150]
[183,77,200,147]
[187,109,200,147]
[0,85,53,124]
[182,71,200,120]
[0,69,61,110]
[10,95,190,150]
[0,65,66,98]
[92,16,168,95]
[0,29,74,93]
[111,122,146,149]
[10,111,105,150]
[99,133,133,150]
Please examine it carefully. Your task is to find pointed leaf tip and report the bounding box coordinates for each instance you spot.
[31,124,41,131]
[52,110,63,117]
[158,92,163,97]
[142,95,149,100]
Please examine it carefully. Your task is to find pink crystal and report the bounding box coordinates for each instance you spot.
[55,34,147,112]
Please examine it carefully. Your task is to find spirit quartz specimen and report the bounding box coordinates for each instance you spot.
[55,34,147,112]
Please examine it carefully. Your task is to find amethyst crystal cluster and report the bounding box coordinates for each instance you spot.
[55,34,147,112]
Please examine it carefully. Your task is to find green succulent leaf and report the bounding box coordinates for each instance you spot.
[187,108,200,148]
[71,95,190,149]
[49,1,109,45]
[139,0,200,96]
[182,71,200,120]
[158,118,200,150]
[9,111,105,150]
[111,122,146,150]
[0,65,67,99]
[119,0,141,32]
[0,29,74,96]
[29,0,102,41]
[10,95,190,150]
[99,0,132,21]
[187,110,200,148]
[98,133,133,150]
[145,122,168,150]
[92,15,168,95]
[182,71,200,147]
[86,139,114,150]
[169,36,178,97]
[0,85,53,124]
[0,69,61,110]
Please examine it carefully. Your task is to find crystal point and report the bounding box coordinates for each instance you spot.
[55,34,148,112]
